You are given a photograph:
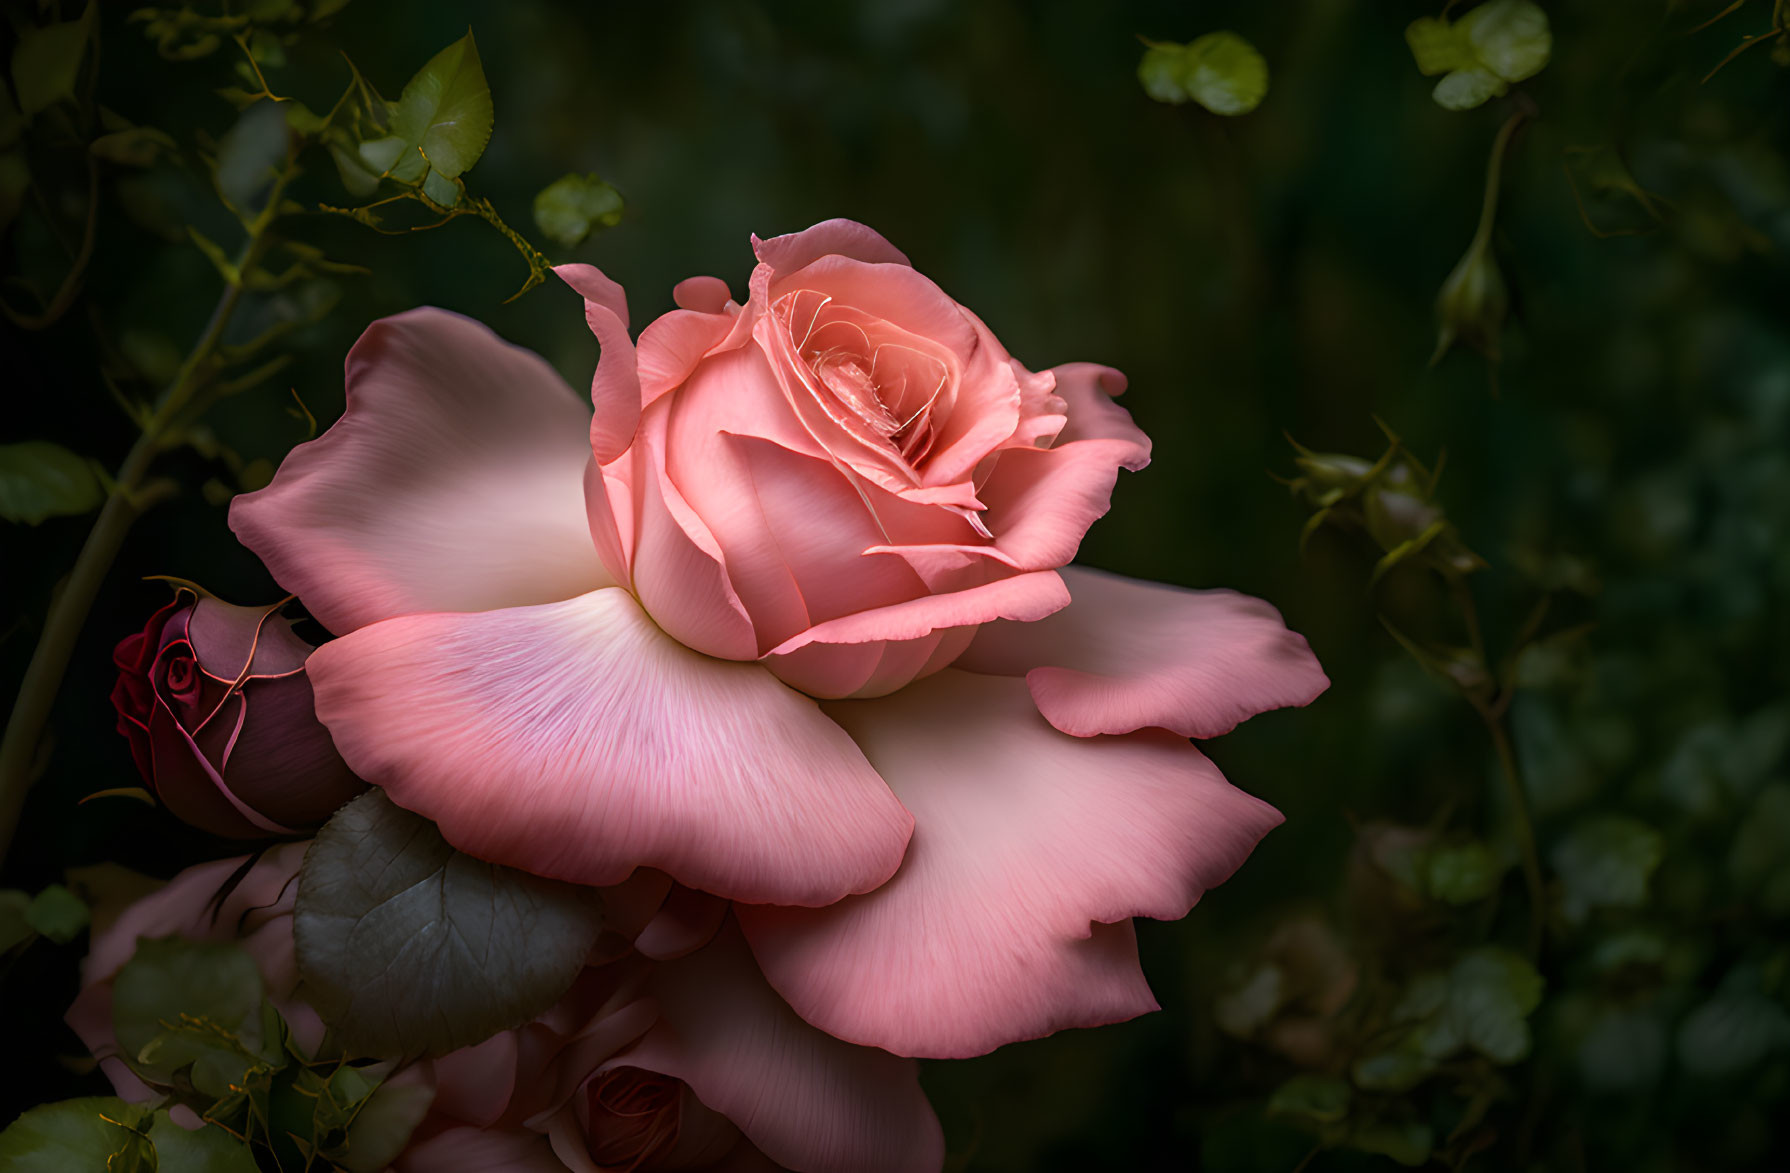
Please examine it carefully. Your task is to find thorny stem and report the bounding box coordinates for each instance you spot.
[0,165,292,867]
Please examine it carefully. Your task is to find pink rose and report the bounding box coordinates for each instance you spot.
[229,219,1329,1058]
[110,588,365,837]
[557,221,1152,698]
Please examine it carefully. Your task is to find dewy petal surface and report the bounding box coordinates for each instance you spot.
[613,920,944,1173]
[959,566,1330,738]
[230,309,609,635]
[737,670,1283,1059]
[305,587,913,906]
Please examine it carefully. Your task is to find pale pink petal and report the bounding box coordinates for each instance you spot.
[396,1126,565,1173]
[612,921,943,1173]
[737,670,1283,1058]
[306,588,912,906]
[555,264,640,463]
[764,571,1068,657]
[753,219,911,272]
[959,567,1329,738]
[763,626,974,701]
[229,309,608,634]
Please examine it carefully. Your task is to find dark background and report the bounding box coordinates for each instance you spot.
[4,1,1788,1169]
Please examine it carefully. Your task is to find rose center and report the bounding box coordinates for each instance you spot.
[158,651,203,709]
[584,1066,684,1171]
[777,290,949,466]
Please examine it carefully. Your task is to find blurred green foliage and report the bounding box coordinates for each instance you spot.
[1,0,1787,1169]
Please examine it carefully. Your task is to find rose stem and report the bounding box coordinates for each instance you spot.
[0,165,292,866]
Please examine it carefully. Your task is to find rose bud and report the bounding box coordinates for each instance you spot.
[110,586,364,838]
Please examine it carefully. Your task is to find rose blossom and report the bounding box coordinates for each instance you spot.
[111,588,365,837]
[229,219,1329,1058]
[66,851,942,1173]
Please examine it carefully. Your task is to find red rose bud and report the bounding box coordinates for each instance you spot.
[110,588,365,838]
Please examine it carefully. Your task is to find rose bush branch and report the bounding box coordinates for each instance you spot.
[0,154,294,865]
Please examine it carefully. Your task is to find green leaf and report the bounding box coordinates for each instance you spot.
[1395,947,1544,1065]
[1446,947,1545,1063]
[12,7,93,116]
[0,441,104,524]
[1676,982,1790,1078]
[214,99,291,216]
[328,138,382,197]
[1550,814,1664,925]
[0,889,31,952]
[112,937,268,1092]
[1424,840,1503,904]
[25,883,89,943]
[1351,1047,1434,1093]
[390,32,493,179]
[1459,0,1551,84]
[1404,17,1472,76]
[336,1075,434,1171]
[90,125,178,167]
[1407,1,1550,111]
[0,1098,150,1172]
[1433,67,1507,111]
[421,166,461,208]
[533,172,624,247]
[1347,1120,1433,1167]
[1137,33,1268,116]
[1181,32,1269,116]
[1267,1073,1351,1124]
[1137,42,1191,104]
[146,1111,259,1172]
[294,790,606,1058]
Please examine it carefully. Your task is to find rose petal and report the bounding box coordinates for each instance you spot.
[753,218,912,273]
[306,588,913,905]
[673,275,733,313]
[186,599,310,679]
[634,885,729,961]
[763,570,1068,659]
[395,1126,565,1173]
[629,405,759,661]
[959,566,1330,738]
[612,920,943,1173]
[554,264,640,464]
[230,309,610,635]
[737,670,1282,1058]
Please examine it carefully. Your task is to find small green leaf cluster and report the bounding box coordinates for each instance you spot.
[0,882,90,952]
[1137,32,1269,116]
[0,935,432,1171]
[1406,0,1552,111]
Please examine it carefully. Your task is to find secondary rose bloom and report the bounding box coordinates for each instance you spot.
[111,589,365,838]
[399,919,940,1173]
[67,851,941,1173]
[230,219,1329,1059]
[65,842,323,1100]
